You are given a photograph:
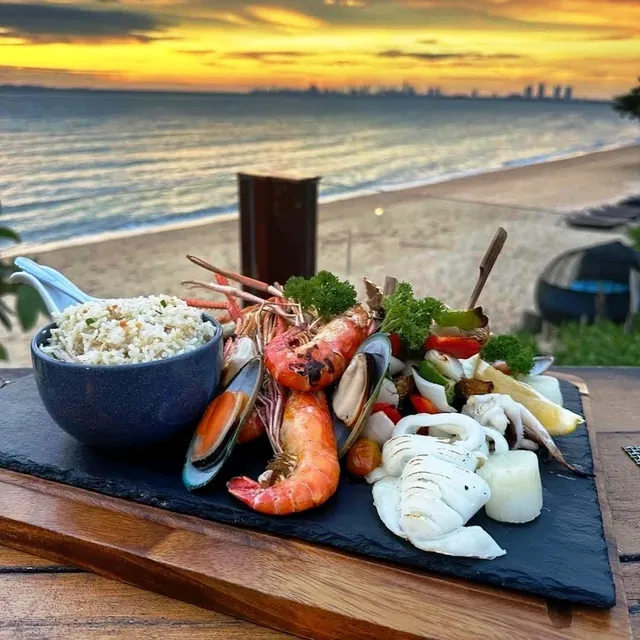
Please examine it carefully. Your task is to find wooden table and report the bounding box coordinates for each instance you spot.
[1,366,638,640]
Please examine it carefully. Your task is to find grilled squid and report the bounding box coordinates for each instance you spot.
[371,451,505,560]
[463,394,587,475]
[392,413,486,451]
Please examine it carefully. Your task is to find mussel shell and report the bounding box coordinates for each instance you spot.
[529,355,554,376]
[183,356,263,490]
[332,332,392,458]
[332,352,369,428]
[492,355,554,377]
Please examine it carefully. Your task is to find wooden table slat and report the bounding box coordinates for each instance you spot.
[0,366,637,639]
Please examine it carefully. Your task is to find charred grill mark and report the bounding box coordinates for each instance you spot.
[324,358,335,374]
[305,360,328,386]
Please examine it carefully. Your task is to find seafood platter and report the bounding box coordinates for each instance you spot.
[0,241,621,640]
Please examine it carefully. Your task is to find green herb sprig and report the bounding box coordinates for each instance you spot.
[380,282,444,351]
[481,334,535,376]
[284,271,356,321]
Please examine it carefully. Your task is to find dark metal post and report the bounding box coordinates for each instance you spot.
[238,173,320,298]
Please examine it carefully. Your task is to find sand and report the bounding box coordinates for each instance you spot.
[2,144,639,367]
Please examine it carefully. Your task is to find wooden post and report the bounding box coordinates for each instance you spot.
[238,172,320,298]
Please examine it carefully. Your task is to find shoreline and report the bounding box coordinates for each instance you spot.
[2,142,639,367]
[4,142,639,259]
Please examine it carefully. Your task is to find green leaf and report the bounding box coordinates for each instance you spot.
[0,227,21,243]
[0,303,12,330]
[16,285,46,331]
[0,343,7,361]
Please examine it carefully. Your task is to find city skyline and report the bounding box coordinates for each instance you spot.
[0,1,638,97]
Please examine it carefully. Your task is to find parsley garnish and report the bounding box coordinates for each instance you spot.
[284,271,356,321]
[380,282,444,351]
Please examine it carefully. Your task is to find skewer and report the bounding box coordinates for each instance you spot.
[187,255,283,297]
[466,227,507,309]
[383,276,398,297]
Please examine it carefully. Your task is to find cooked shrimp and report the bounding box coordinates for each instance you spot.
[264,305,371,391]
[237,410,265,444]
[227,390,340,515]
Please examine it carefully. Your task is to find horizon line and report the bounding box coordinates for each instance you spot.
[0,83,612,103]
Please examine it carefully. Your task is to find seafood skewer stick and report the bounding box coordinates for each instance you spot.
[187,255,283,297]
[466,227,507,309]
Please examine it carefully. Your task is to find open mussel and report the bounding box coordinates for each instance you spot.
[332,352,376,428]
[331,332,391,458]
[183,356,263,490]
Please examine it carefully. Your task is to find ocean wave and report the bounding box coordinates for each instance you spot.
[1,92,638,246]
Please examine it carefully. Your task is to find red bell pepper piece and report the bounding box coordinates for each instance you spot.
[409,394,440,415]
[424,335,481,359]
[388,333,402,357]
[371,402,402,424]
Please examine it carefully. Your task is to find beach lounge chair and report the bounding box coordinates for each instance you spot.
[565,204,640,229]
[535,240,640,324]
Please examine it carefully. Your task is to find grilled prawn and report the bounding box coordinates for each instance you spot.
[227,390,340,515]
[264,305,371,391]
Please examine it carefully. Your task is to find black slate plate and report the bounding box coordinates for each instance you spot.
[0,376,615,608]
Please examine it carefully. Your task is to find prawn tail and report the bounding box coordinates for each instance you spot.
[227,476,263,507]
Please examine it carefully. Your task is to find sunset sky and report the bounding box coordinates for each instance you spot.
[0,0,638,97]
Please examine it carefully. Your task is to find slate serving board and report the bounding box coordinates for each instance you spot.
[0,375,615,608]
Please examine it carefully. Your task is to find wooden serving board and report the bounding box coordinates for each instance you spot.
[0,373,630,640]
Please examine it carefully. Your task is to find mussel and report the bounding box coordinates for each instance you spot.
[492,355,554,377]
[332,352,376,428]
[183,356,263,490]
[331,332,391,457]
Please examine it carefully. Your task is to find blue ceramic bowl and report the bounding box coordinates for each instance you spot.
[31,314,223,450]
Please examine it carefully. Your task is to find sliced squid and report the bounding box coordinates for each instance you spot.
[463,394,587,475]
[483,426,509,454]
[463,394,525,448]
[400,455,491,534]
[371,476,405,538]
[409,526,506,560]
[370,441,505,560]
[411,369,457,413]
[381,434,485,476]
[424,350,464,382]
[392,413,485,451]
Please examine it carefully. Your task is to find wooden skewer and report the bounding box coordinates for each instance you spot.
[466,227,508,309]
[383,276,398,297]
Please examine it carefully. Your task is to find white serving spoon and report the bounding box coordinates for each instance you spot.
[9,257,99,315]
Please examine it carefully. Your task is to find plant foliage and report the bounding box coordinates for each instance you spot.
[613,78,640,122]
[0,203,48,360]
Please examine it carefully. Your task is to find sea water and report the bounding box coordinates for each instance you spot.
[1,89,638,245]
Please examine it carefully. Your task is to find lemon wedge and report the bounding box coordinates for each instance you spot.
[474,360,584,436]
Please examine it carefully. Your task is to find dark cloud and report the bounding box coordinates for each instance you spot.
[378,49,524,62]
[0,63,122,87]
[225,50,305,60]
[175,48,218,56]
[0,2,172,44]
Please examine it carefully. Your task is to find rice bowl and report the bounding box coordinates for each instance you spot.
[41,295,216,366]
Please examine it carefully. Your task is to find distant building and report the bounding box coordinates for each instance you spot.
[523,85,533,99]
[471,89,479,98]
[553,85,562,100]
[563,86,573,100]
[537,82,546,99]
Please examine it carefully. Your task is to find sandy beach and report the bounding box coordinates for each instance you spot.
[2,144,639,366]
